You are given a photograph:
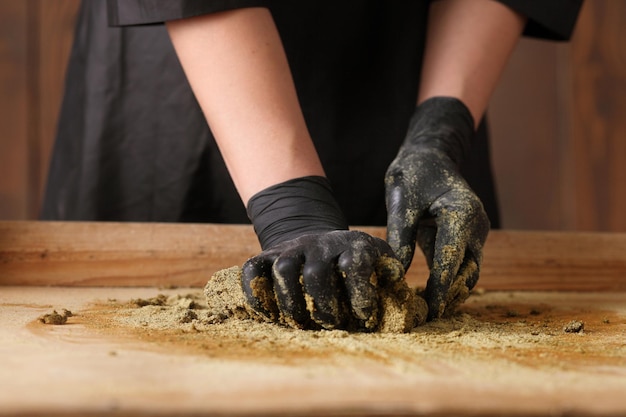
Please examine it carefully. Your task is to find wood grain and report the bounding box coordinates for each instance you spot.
[0,1,29,219]
[2,287,625,416]
[0,0,79,220]
[1,221,625,290]
[568,0,626,231]
[488,38,566,230]
[0,221,262,287]
[34,0,81,217]
[488,0,626,232]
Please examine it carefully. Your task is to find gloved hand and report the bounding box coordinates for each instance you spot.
[385,97,490,320]
[242,230,405,330]
[243,176,405,331]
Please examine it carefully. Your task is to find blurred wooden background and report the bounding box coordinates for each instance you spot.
[1,1,625,231]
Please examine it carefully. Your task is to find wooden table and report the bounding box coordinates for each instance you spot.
[1,221,626,416]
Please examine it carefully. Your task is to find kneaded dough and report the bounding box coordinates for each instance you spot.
[204,264,428,334]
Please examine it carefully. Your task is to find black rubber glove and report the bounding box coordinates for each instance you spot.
[385,97,490,320]
[243,176,404,331]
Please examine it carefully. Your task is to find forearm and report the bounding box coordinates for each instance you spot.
[418,0,527,126]
[166,8,324,204]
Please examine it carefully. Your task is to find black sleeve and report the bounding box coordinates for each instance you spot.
[106,0,273,26]
[495,0,584,41]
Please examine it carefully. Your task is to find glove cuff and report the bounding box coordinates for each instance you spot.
[406,96,475,166]
[246,176,349,250]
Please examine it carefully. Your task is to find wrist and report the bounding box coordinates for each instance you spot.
[404,96,475,166]
[246,176,349,250]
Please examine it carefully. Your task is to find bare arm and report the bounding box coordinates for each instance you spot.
[418,0,527,126]
[166,8,323,204]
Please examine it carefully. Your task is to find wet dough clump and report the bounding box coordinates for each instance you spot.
[204,264,428,333]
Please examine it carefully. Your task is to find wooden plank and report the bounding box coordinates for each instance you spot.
[567,0,626,231]
[35,0,80,217]
[479,230,626,291]
[0,1,29,219]
[1,221,625,290]
[0,221,263,287]
[489,0,626,232]
[488,38,566,230]
[1,287,626,416]
[0,1,79,220]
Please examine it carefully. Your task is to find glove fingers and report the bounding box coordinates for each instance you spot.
[385,181,423,271]
[416,219,437,270]
[439,256,479,319]
[466,216,488,287]
[338,245,378,331]
[374,255,405,284]
[424,217,466,320]
[272,252,310,328]
[364,234,405,284]
[244,231,409,331]
[424,192,489,319]
[242,253,280,321]
[302,260,344,329]
[426,250,482,320]
[463,250,481,291]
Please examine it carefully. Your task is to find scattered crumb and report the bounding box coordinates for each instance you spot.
[38,309,73,325]
[130,294,167,307]
[564,320,585,333]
